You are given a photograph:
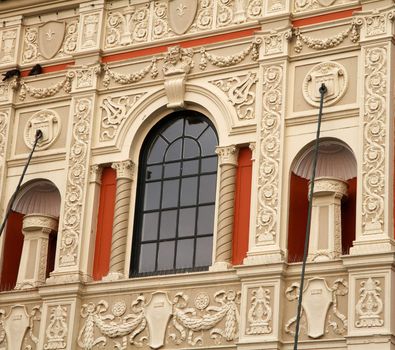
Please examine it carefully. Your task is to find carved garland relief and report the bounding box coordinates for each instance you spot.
[256,64,283,243]
[362,46,386,234]
[78,290,240,350]
[59,97,92,267]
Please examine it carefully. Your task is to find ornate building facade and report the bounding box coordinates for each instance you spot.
[0,0,393,349]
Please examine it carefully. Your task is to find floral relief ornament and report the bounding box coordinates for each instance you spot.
[355,278,384,328]
[362,46,386,234]
[44,305,68,350]
[246,287,272,335]
[256,64,283,243]
[59,98,92,267]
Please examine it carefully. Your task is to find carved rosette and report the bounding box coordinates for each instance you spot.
[256,64,283,243]
[44,305,68,350]
[59,98,92,267]
[210,72,257,120]
[361,47,386,234]
[355,278,384,328]
[246,287,272,335]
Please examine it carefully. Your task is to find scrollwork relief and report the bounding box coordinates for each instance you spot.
[354,8,395,38]
[293,22,359,53]
[256,64,283,243]
[285,278,348,338]
[106,5,149,48]
[210,72,257,120]
[355,278,384,328]
[0,305,41,350]
[78,289,240,350]
[246,287,272,335]
[294,0,345,13]
[362,46,386,234]
[22,19,78,63]
[59,98,92,267]
[100,93,144,141]
[0,111,8,163]
[199,38,260,70]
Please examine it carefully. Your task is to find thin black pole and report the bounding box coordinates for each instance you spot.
[0,129,43,238]
[293,83,327,350]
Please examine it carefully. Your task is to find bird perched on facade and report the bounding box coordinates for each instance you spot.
[2,69,20,81]
[28,64,43,76]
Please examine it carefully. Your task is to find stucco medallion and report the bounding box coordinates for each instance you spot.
[38,21,65,60]
[303,61,348,107]
[24,109,61,150]
[168,0,198,35]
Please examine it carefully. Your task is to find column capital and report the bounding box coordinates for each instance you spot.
[216,145,239,166]
[89,164,103,184]
[112,159,135,180]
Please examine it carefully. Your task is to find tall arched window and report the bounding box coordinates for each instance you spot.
[131,111,218,276]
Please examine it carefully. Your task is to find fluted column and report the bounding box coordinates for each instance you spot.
[104,160,134,281]
[211,145,239,271]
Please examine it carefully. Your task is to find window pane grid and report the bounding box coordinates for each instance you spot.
[131,113,217,277]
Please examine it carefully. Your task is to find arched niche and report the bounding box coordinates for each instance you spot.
[287,139,357,262]
[0,179,60,290]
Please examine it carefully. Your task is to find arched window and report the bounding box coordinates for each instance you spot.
[131,111,218,277]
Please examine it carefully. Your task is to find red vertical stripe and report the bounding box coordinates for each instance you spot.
[0,211,24,291]
[232,147,252,265]
[92,167,117,281]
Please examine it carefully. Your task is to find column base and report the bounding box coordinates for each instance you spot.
[243,249,284,265]
[46,270,88,284]
[349,238,395,256]
[102,271,125,281]
[209,261,232,271]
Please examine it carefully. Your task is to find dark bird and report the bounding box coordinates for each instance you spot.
[28,64,43,76]
[2,69,20,81]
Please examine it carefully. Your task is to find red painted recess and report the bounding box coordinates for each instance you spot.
[0,211,24,291]
[102,27,259,63]
[21,62,74,77]
[292,7,361,27]
[92,167,117,281]
[232,147,252,265]
[287,173,356,262]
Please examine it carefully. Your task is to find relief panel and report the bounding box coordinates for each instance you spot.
[13,104,69,157]
[0,304,41,350]
[78,287,240,350]
[283,276,348,340]
[22,18,79,64]
[293,0,354,14]
[292,55,357,116]
[0,28,19,66]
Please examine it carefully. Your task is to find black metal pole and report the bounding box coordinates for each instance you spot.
[0,129,43,238]
[293,83,327,350]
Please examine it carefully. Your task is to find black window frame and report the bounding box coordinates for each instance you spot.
[130,111,219,277]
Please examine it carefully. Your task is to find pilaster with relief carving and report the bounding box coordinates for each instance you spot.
[245,28,290,265]
[350,6,395,255]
